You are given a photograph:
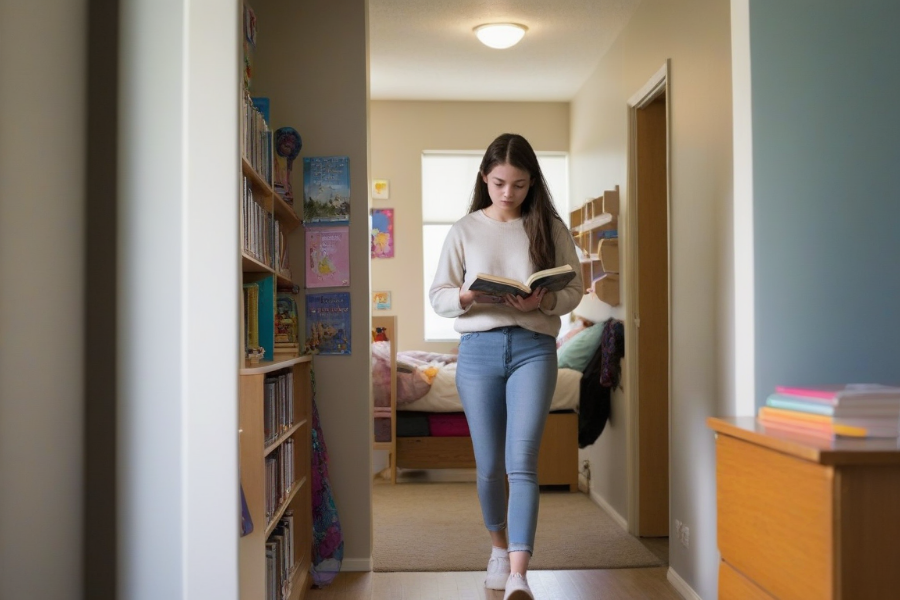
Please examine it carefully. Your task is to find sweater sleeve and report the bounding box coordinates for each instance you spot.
[540,220,584,316]
[428,224,470,318]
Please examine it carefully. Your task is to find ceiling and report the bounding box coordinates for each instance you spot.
[368,0,641,102]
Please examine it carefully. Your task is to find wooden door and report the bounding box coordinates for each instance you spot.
[635,94,669,536]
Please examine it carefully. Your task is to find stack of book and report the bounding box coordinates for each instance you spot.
[758,384,900,439]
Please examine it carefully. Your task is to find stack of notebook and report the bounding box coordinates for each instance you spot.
[758,384,900,439]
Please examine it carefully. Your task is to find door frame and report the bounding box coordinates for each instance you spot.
[624,60,672,536]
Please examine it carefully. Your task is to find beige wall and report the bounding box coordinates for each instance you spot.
[251,0,373,570]
[570,0,733,597]
[1,2,87,597]
[370,101,569,353]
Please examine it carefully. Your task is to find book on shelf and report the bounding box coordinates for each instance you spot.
[243,283,260,350]
[774,384,900,405]
[469,264,576,298]
[274,293,299,345]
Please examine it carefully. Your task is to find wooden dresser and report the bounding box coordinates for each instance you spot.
[707,417,900,600]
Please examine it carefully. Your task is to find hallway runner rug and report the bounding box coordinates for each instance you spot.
[373,482,664,572]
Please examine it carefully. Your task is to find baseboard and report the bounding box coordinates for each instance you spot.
[666,567,703,600]
[588,487,629,532]
[340,557,373,572]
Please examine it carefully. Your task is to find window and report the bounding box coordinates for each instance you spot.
[422,152,569,341]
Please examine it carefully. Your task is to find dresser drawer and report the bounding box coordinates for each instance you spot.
[716,434,834,599]
[719,560,775,599]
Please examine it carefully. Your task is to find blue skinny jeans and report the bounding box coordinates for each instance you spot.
[455,326,557,555]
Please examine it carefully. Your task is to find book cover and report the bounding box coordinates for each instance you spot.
[275,293,299,344]
[303,156,350,225]
[370,208,394,258]
[243,282,260,350]
[305,226,350,288]
[240,483,254,536]
[469,264,576,298]
[305,292,351,355]
[251,96,269,125]
[256,275,275,361]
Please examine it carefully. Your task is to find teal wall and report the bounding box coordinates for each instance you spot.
[751,1,900,405]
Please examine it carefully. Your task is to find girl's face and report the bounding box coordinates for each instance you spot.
[481,162,533,220]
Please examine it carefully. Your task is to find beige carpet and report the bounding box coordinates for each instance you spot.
[373,482,664,572]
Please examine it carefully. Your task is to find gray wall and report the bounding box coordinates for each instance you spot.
[0,2,88,597]
[751,1,900,405]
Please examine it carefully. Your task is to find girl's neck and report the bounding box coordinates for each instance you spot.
[482,205,521,222]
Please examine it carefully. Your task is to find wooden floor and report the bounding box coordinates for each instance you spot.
[305,567,682,599]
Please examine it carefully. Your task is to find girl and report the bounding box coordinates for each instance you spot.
[429,133,583,600]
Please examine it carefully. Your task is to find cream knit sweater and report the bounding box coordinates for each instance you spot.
[429,209,583,338]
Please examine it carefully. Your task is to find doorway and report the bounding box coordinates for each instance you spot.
[626,63,671,538]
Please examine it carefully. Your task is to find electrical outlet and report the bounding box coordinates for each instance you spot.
[674,519,689,547]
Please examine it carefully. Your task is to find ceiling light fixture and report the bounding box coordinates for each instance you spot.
[474,23,528,49]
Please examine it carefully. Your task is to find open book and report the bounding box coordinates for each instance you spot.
[469,264,576,298]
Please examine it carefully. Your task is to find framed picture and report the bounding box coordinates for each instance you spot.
[372,291,392,310]
[370,208,394,258]
[372,179,389,200]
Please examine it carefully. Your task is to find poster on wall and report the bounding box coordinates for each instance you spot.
[305,226,350,288]
[305,292,351,356]
[303,156,350,225]
[370,208,394,259]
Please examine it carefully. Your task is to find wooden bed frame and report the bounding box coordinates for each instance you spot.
[373,316,579,492]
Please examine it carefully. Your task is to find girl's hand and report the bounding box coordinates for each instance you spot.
[504,288,546,312]
[460,289,501,308]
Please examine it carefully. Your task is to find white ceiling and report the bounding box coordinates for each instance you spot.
[368,0,641,102]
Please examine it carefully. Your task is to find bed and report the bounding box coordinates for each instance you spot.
[372,316,614,492]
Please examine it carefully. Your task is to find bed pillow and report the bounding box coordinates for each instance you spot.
[556,323,604,373]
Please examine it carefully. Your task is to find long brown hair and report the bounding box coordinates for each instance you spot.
[468,133,563,271]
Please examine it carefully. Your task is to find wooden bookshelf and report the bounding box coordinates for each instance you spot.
[239,354,312,600]
[239,6,309,597]
[570,186,620,303]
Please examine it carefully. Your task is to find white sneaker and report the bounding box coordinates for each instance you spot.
[504,573,534,600]
[484,552,510,590]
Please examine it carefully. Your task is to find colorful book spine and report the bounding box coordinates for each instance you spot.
[758,407,895,438]
[775,384,900,404]
[766,394,900,417]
